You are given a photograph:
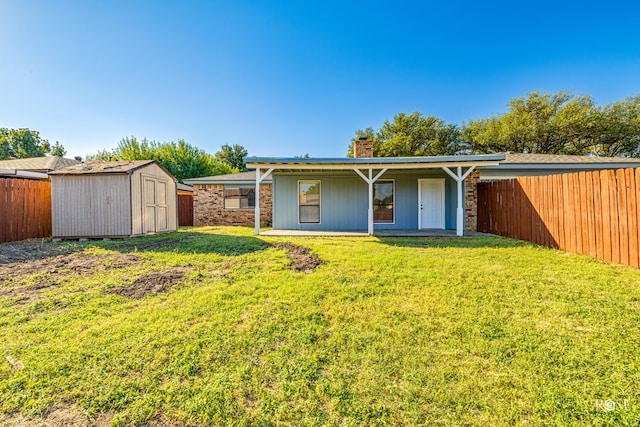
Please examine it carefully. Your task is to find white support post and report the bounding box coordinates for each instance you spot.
[353,167,387,235]
[368,169,374,235]
[456,166,463,237]
[254,167,261,235]
[254,167,274,235]
[441,165,475,237]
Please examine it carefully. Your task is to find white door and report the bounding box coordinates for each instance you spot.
[419,179,445,229]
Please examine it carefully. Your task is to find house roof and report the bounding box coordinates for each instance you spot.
[244,154,505,171]
[177,183,193,192]
[0,156,80,172]
[183,170,272,185]
[0,168,49,180]
[500,152,640,165]
[48,160,158,175]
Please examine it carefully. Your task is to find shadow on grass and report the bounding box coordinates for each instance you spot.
[86,231,271,256]
[376,235,534,249]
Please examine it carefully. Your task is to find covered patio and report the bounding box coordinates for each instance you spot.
[245,154,505,236]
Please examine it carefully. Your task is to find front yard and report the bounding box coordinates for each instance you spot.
[1,227,639,426]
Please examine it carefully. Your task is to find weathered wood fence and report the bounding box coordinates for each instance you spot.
[477,168,640,268]
[178,194,193,226]
[0,178,52,243]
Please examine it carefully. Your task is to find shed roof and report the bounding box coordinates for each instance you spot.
[49,160,158,175]
[0,156,80,172]
[183,170,272,185]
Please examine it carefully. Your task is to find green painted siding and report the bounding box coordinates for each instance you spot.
[272,171,459,230]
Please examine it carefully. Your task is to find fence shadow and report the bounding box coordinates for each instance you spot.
[377,235,530,250]
[477,168,640,269]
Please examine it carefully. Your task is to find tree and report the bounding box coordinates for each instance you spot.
[86,137,235,182]
[0,128,66,159]
[215,144,248,171]
[462,91,598,155]
[590,95,640,157]
[347,113,464,157]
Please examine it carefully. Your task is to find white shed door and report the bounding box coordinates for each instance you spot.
[156,180,168,231]
[419,179,445,229]
[144,178,157,233]
[143,177,169,233]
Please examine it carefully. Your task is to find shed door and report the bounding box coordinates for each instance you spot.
[419,179,445,229]
[143,177,170,233]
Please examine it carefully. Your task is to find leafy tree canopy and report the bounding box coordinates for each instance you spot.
[0,128,66,159]
[347,112,463,157]
[215,144,248,172]
[350,91,640,158]
[87,137,235,182]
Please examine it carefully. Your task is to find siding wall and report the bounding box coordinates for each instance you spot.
[52,175,132,237]
[272,171,457,230]
[131,163,178,235]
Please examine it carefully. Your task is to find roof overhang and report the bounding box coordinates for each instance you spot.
[183,179,272,185]
[0,168,49,180]
[245,154,505,172]
[480,162,640,171]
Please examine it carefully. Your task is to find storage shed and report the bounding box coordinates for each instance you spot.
[49,160,178,238]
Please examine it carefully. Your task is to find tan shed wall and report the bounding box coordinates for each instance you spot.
[130,163,178,235]
[52,175,132,238]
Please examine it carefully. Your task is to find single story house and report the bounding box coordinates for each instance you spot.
[187,140,640,236]
[49,160,178,239]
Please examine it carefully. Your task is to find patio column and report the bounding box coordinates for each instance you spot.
[442,166,476,236]
[354,168,387,235]
[254,167,273,235]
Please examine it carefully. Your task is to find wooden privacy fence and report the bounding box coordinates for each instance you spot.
[178,193,193,226]
[477,168,640,268]
[0,178,52,243]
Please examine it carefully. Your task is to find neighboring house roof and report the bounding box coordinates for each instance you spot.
[177,183,193,192]
[184,170,272,185]
[478,152,640,180]
[49,160,165,176]
[0,156,80,172]
[0,168,49,180]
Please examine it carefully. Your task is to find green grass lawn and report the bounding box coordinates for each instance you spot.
[1,226,639,426]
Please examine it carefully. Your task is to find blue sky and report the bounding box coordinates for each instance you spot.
[1,1,639,159]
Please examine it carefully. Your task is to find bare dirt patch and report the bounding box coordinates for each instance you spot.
[270,242,324,273]
[0,250,142,306]
[0,252,141,283]
[0,240,78,265]
[0,404,89,427]
[108,267,189,299]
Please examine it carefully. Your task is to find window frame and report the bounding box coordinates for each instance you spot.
[373,179,395,224]
[223,185,256,210]
[298,180,321,224]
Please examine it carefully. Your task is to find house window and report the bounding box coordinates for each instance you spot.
[299,180,320,223]
[224,186,255,209]
[373,180,394,223]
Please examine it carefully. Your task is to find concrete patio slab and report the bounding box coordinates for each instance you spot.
[259,229,493,237]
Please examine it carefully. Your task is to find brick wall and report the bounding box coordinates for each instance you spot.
[464,170,480,231]
[193,184,272,226]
